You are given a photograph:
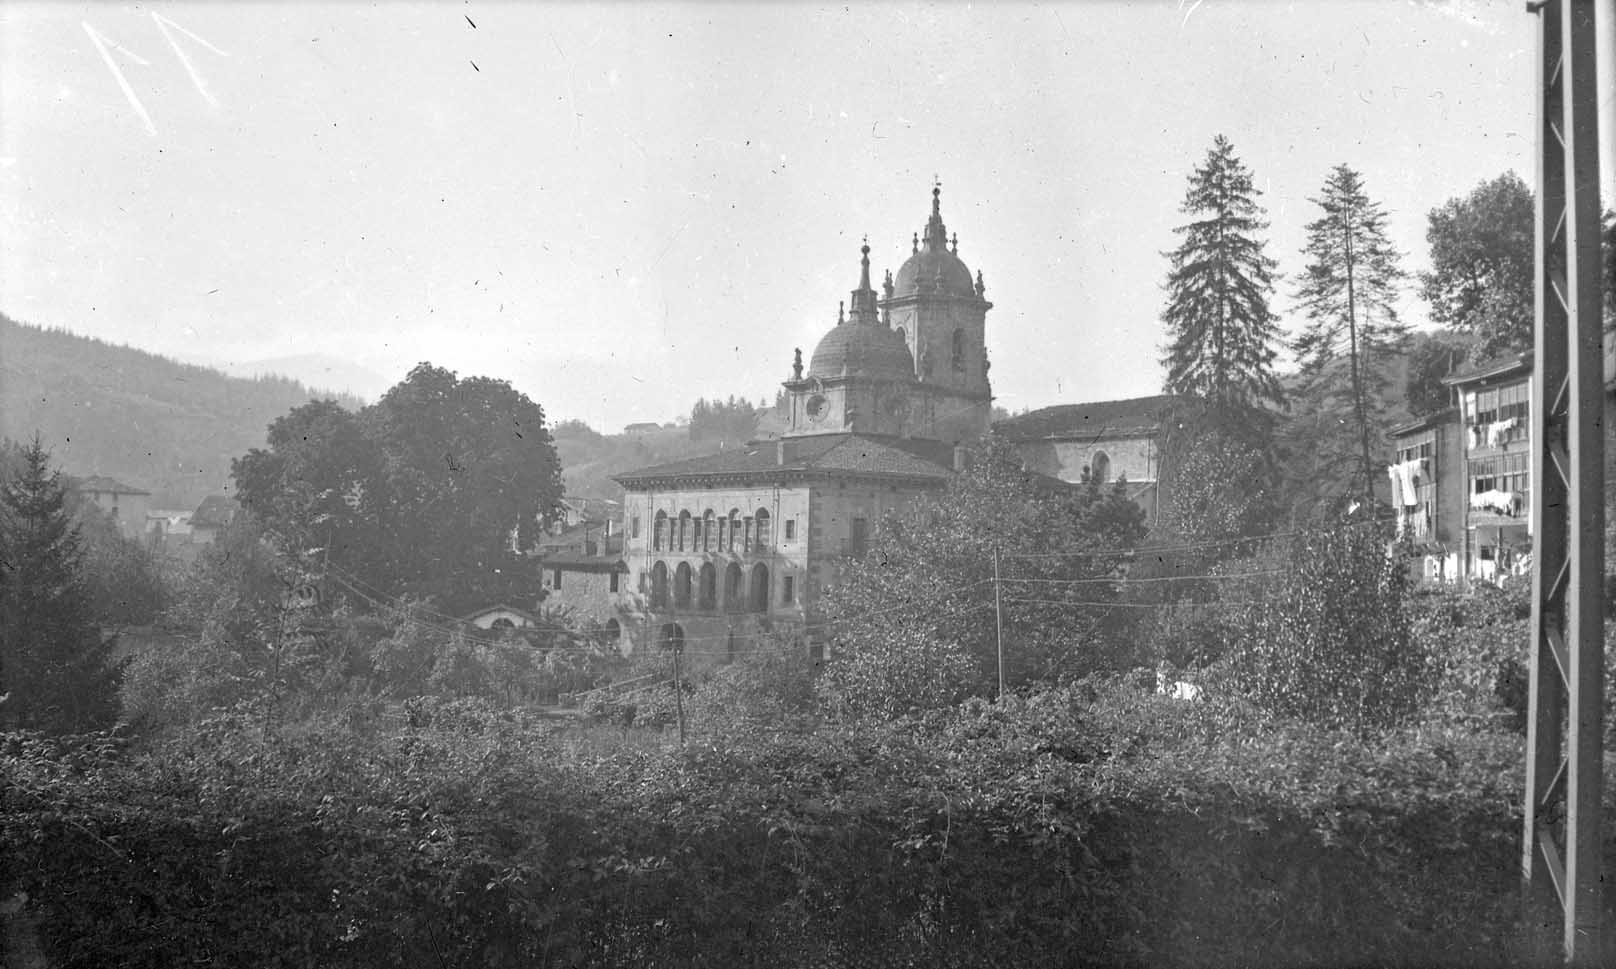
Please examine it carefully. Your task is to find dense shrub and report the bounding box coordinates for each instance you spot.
[0,684,1568,968]
[1224,524,1432,732]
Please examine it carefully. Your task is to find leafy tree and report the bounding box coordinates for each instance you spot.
[1160,135,1286,411]
[234,363,563,615]
[688,395,762,445]
[1289,165,1409,511]
[1420,172,1535,356]
[0,436,120,732]
[72,498,167,627]
[1225,524,1428,733]
[816,436,1147,719]
[1403,330,1470,419]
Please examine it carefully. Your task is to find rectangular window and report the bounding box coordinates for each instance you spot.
[632,515,641,538]
[849,518,868,559]
[784,519,796,541]
[552,568,563,589]
[609,570,620,593]
[782,576,795,604]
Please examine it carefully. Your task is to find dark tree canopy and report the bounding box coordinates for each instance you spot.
[688,396,763,445]
[816,436,1148,718]
[1420,172,1535,357]
[1403,331,1470,419]
[0,436,121,733]
[234,363,563,615]
[1289,165,1409,511]
[1160,135,1286,411]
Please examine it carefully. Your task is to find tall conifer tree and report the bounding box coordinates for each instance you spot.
[1290,165,1409,512]
[0,436,120,732]
[1160,135,1285,411]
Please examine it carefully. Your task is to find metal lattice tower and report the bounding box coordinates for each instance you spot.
[1523,0,1605,963]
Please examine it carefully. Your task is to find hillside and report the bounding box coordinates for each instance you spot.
[0,315,364,508]
[552,419,718,499]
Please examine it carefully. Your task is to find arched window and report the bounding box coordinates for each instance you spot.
[703,510,716,552]
[490,617,515,630]
[717,516,728,552]
[674,562,693,608]
[951,328,966,371]
[754,509,771,548]
[650,561,669,608]
[692,515,702,550]
[698,562,717,610]
[603,618,621,644]
[729,509,742,551]
[1090,451,1111,485]
[749,563,770,613]
[653,510,667,551]
[724,563,745,613]
[678,511,692,552]
[743,517,754,553]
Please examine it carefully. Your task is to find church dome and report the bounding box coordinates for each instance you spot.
[892,185,977,299]
[808,318,915,380]
[808,241,917,380]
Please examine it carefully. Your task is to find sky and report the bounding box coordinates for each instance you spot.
[3,1,1614,432]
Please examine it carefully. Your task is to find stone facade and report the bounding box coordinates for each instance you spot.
[993,396,1183,526]
[71,476,151,540]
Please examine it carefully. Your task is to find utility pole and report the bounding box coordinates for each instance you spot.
[672,635,686,746]
[993,547,1005,700]
[1523,1,1604,964]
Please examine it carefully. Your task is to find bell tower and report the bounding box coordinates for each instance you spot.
[879,183,993,443]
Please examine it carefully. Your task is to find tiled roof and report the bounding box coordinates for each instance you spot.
[542,552,628,571]
[71,475,150,496]
[1442,350,1531,387]
[614,433,955,487]
[993,395,1186,441]
[191,494,240,527]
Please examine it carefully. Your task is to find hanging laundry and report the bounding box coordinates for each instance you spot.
[1387,465,1406,507]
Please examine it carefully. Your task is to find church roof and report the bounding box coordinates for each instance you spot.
[891,185,978,300]
[613,433,955,488]
[994,395,1186,441]
[808,242,916,380]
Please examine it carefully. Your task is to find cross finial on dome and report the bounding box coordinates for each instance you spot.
[838,300,844,324]
[923,182,948,249]
[858,237,873,291]
[950,232,958,253]
[912,232,919,253]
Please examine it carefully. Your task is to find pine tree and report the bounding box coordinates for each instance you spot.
[0,436,120,732]
[1160,135,1285,411]
[1290,165,1409,512]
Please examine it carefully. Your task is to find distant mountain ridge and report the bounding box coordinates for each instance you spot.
[0,315,365,508]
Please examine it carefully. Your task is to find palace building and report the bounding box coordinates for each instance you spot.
[608,186,992,660]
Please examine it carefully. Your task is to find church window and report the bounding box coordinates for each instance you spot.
[703,510,716,552]
[718,516,727,550]
[650,562,669,608]
[678,511,692,551]
[743,517,754,553]
[755,509,771,547]
[631,515,641,539]
[781,575,795,605]
[1091,451,1111,485]
[674,562,693,608]
[728,509,742,552]
[692,517,702,549]
[784,519,796,541]
[749,563,770,613]
[653,511,667,551]
[951,329,966,371]
[724,562,745,612]
[698,562,717,610]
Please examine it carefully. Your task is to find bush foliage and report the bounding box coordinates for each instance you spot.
[0,683,1557,969]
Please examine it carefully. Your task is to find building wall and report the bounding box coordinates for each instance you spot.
[1010,434,1158,489]
[806,479,938,607]
[1458,374,1532,581]
[543,568,636,651]
[83,489,151,539]
[618,482,812,666]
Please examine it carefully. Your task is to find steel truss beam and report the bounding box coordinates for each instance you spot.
[1523,0,1605,964]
